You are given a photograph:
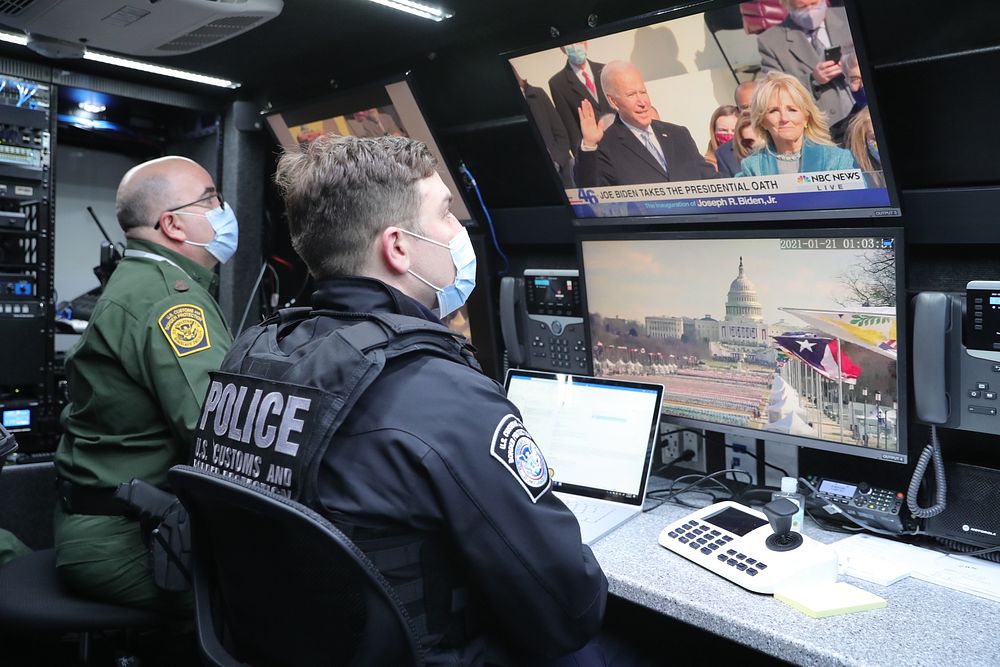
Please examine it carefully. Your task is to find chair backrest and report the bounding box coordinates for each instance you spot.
[168,465,424,667]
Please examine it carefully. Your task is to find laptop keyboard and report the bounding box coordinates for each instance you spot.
[564,498,615,523]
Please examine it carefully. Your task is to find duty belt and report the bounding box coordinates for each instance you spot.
[56,478,134,518]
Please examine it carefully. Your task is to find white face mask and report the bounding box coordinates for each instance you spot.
[401,226,477,317]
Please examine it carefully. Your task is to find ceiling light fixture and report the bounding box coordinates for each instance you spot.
[0,30,240,89]
[366,0,453,22]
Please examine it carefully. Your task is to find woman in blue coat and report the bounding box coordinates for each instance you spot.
[737,71,857,177]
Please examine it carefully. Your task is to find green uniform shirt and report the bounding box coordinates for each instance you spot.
[55,239,233,489]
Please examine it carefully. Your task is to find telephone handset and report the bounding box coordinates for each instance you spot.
[499,269,590,373]
[912,282,1000,434]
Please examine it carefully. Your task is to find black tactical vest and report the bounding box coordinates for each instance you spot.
[190,308,482,646]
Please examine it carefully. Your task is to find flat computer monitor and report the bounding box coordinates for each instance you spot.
[507,0,899,224]
[578,228,907,464]
[264,74,471,222]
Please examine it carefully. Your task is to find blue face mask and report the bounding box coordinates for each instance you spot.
[178,202,239,264]
[403,226,477,318]
[564,45,588,67]
[852,86,867,109]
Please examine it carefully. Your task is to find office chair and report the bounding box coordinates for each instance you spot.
[168,464,425,667]
[0,427,170,664]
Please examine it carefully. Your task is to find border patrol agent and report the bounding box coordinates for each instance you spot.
[202,135,608,665]
[54,156,237,612]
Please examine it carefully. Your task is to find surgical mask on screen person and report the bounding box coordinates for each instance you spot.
[715,131,735,145]
[788,4,827,31]
[851,87,867,109]
[564,45,588,67]
[403,226,477,318]
[177,202,240,264]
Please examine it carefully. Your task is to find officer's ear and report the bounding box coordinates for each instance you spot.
[380,226,411,275]
[157,211,187,242]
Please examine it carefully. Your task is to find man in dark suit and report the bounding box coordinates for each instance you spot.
[574,61,717,188]
[516,69,575,188]
[757,0,856,139]
[548,42,612,158]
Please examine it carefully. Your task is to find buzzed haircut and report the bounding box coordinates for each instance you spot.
[116,173,170,232]
[273,134,438,279]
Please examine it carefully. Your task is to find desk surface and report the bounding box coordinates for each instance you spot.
[591,497,1000,667]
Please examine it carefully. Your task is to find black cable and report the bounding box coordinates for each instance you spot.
[236,263,268,335]
[907,424,947,518]
[730,447,790,479]
[643,469,751,513]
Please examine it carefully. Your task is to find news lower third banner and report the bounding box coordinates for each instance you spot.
[568,170,893,218]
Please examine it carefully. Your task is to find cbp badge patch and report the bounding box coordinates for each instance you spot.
[159,304,211,357]
[490,414,550,502]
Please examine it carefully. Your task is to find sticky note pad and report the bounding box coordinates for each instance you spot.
[774,582,887,618]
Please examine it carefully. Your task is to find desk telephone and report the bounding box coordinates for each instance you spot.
[499,269,590,373]
[912,281,1000,435]
[658,499,837,594]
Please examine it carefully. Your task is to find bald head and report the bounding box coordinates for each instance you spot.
[116,156,212,233]
[600,61,654,130]
[735,80,758,113]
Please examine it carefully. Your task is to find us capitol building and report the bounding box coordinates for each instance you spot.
[645,258,777,364]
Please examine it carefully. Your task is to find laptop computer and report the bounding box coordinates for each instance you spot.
[504,369,664,545]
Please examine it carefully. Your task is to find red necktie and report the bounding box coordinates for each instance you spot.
[582,70,596,99]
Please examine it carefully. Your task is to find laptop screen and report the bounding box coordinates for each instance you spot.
[504,370,663,505]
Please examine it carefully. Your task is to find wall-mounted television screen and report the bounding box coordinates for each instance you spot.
[579,227,906,464]
[265,75,471,222]
[508,0,899,223]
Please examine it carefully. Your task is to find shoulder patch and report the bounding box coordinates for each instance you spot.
[490,414,550,502]
[158,304,212,357]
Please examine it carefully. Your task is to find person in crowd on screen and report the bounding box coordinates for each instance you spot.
[734,79,758,113]
[737,72,857,177]
[704,105,740,173]
[846,107,883,187]
[574,60,717,187]
[734,112,757,163]
[548,42,612,158]
[514,67,575,188]
[829,51,869,145]
[756,0,856,143]
[346,107,403,138]
[717,80,759,177]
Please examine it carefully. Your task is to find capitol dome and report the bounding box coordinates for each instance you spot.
[725,257,764,322]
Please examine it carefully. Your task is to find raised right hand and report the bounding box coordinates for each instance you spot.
[578,98,604,148]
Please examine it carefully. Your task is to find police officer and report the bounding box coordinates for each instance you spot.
[54,156,237,612]
[226,134,606,664]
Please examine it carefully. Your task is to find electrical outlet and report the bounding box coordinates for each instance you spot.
[660,424,706,473]
[723,434,757,485]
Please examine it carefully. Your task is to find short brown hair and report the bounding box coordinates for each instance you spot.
[274,134,438,278]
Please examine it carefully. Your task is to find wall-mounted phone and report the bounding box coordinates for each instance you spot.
[912,281,1000,434]
[500,269,590,374]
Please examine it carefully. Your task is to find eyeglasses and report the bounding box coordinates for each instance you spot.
[154,191,223,230]
[168,191,224,212]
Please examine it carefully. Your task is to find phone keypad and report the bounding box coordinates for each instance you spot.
[529,322,588,371]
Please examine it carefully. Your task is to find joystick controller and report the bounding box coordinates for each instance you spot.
[763,497,803,551]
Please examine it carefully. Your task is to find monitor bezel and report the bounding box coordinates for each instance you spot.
[576,226,908,465]
[503,0,902,226]
[262,71,475,226]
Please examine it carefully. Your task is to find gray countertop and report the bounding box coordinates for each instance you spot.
[591,497,1000,667]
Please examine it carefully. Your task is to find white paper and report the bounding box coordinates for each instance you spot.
[831,533,942,586]
[911,554,1000,603]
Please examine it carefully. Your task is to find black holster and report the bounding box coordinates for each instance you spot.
[114,479,192,592]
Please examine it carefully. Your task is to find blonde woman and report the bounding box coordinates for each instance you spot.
[846,107,884,187]
[737,71,857,176]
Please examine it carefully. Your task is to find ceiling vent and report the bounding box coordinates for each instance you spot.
[0,0,283,56]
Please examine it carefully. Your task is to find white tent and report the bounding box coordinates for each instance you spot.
[765,411,816,436]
